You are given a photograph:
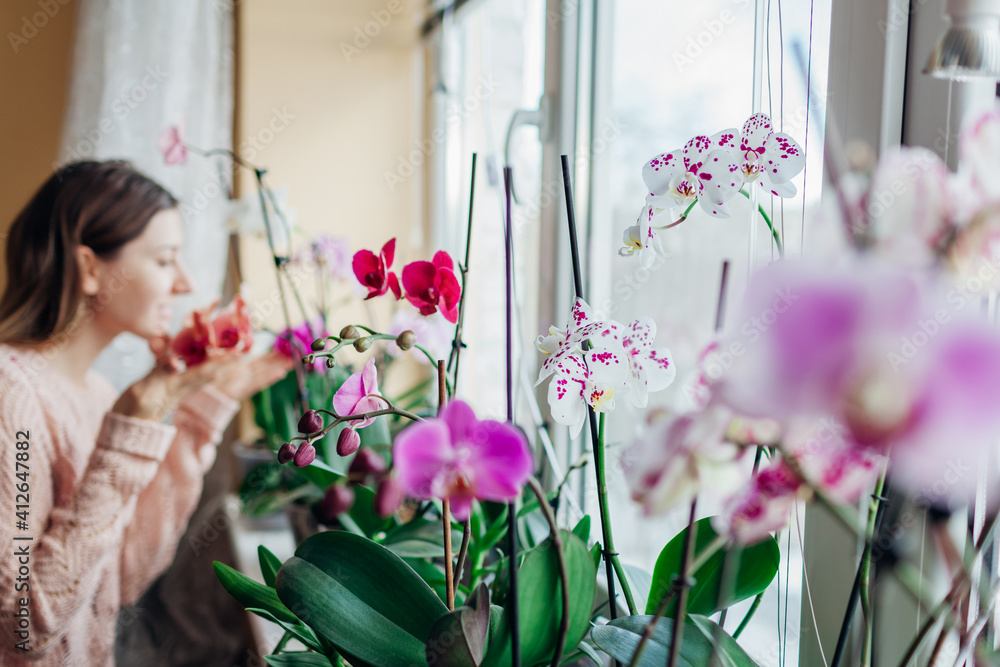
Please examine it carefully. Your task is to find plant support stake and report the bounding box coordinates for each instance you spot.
[503,166,521,667]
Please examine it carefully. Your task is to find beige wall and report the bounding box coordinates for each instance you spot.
[237,1,424,335]
[0,0,78,262]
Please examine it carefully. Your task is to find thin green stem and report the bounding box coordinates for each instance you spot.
[738,189,784,257]
[596,413,637,616]
[733,593,763,638]
[859,468,887,667]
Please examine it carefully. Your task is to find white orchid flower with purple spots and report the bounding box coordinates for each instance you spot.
[617,317,677,408]
[642,129,744,219]
[546,349,630,438]
[619,205,665,269]
[535,297,606,385]
[738,113,805,198]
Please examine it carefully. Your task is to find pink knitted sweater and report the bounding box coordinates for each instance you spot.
[0,344,240,666]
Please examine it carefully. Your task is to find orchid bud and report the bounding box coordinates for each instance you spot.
[396,330,417,351]
[293,442,317,468]
[348,447,387,479]
[298,410,324,434]
[277,442,297,464]
[326,357,337,369]
[354,337,372,353]
[303,354,315,365]
[337,428,361,457]
[318,485,355,524]
[374,475,404,518]
[340,325,360,340]
[311,338,327,352]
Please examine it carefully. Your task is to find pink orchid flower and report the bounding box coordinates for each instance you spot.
[401,251,462,323]
[643,129,744,218]
[352,238,402,300]
[274,319,327,372]
[713,460,803,545]
[158,123,188,165]
[392,400,533,521]
[333,358,387,428]
[716,259,1000,504]
[623,406,745,515]
[864,146,954,269]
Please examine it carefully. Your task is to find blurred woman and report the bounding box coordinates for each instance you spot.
[0,160,291,666]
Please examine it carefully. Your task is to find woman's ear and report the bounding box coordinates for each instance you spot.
[76,245,101,296]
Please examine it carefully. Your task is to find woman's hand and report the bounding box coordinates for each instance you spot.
[209,350,293,401]
[111,336,242,422]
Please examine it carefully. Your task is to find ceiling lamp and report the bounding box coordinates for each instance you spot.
[925,0,1000,80]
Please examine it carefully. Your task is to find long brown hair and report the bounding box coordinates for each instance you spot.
[0,161,177,344]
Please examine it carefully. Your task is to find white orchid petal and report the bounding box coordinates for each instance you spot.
[642,151,684,197]
[699,147,744,205]
[741,113,773,153]
[761,132,805,184]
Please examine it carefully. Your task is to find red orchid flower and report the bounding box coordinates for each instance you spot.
[401,251,461,324]
[212,294,253,352]
[352,238,401,300]
[172,306,218,366]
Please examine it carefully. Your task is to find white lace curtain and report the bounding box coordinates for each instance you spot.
[60,0,234,391]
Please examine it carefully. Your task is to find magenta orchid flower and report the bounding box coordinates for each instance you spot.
[401,251,462,324]
[158,123,188,165]
[274,319,327,373]
[352,238,402,300]
[392,400,533,521]
[619,205,664,268]
[333,358,387,428]
[643,129,744,218]
[738,113,805,198]
[546,350,629,438]
[623,406,745,515]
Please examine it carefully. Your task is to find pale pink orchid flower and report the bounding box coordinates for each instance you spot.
[623,405,745,515]
[333,358,387,429]
[158,123,188,165]
[715,259,1000,504]
[392,400,533,521]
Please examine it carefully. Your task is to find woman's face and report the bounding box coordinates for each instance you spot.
[91,208,194,339]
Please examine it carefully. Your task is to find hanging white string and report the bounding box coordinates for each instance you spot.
[796,499,830,667]
[799,0,816,255]
[748,0,767,277]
